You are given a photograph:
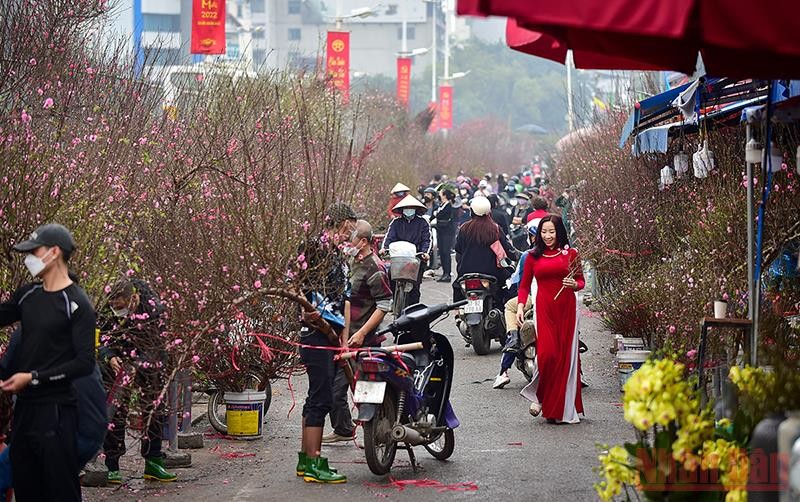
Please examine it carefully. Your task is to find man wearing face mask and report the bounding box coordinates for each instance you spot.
[381,195,431,307]
[323,220,393,444]
[0,223,96,501]
[98,278,176,485]
[294,202,356,484]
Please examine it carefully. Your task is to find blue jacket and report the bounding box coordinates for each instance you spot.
[382,216,432,255]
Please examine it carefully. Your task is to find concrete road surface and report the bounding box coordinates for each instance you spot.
[84,274,631,501]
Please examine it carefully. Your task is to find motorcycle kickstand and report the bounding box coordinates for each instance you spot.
[405,443,420,472]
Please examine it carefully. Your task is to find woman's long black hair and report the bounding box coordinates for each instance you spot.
[531,214,569,258]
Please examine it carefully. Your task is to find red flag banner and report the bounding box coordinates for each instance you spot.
[438,85,453,130]
[396,57,412,109]
[326,31,350,102]
[191,0,226,55]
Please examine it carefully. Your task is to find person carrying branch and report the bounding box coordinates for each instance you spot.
[98,278,176,484]
[323,220,393,444]
[295,202,357,484]
[516,215,585,424]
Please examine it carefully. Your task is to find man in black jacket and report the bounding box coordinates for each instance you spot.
[488,194,510,237]
[0,223,96,501]
[99,278,176,484]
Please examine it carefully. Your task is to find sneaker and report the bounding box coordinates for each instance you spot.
[143,457,177,482]
[303,456,347,484]
[321,431,355,444]
[423,270,436,278]
[436,275,451,283]
[492,372,511,389]
[107,470,123,485]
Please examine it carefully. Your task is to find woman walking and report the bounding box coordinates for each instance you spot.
[434,186,457,282]
[516,215,584,424]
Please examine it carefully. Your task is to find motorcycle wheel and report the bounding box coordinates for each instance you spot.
[424,429,455,460]
[364,391,398,475]
[207,374,272,434]
[469,325,491,355]
[393,285,407,318]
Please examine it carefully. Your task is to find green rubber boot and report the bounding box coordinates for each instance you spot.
[303,456,346,484]
[297,452,337,477]
[296,452,308,477]
[107,470,123,485]
[144,457,177,482]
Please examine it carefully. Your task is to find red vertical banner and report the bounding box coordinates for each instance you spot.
[438,85,453,130]
[396,57,412,109]
[326,31,350,102]
[191,0,226,55]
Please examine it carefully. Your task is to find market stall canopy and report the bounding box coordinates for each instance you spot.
[458,0,800,79]
[621,79,800,155]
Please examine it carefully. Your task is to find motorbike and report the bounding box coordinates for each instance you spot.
[352,299,467,475]
[386,241,423,317]
[455,274,506,355]
[515,311,537,381]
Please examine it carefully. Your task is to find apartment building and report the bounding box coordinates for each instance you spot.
[106,0,443,78]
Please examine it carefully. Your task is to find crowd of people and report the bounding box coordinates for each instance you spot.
[0,162,584,496]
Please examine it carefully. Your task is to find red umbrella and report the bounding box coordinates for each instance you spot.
[459,0,800,78]
[506,19,694,72]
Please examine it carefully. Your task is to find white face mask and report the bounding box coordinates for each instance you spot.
[403,209,416,219]
[111,308,130,318]
[24,250,50,278]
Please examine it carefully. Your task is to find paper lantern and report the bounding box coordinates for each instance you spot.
[660,166,675,186]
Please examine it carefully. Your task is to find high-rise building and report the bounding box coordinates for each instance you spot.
[104,0,443,78]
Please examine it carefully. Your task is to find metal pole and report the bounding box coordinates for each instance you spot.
[431,0,437,103]
[566,50,575,132]
[746,123,756,366]
[168,378,179,451]
[401,0,408,54]
[179,370,193,433]
[335,0,342,30]
[443,0,449,80]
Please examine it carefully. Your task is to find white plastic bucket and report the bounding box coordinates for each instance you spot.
[224,389,267,439]
[620,338,646,351]
[617,350,651,391]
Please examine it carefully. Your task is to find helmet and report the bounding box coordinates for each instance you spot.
[470,196,491,216]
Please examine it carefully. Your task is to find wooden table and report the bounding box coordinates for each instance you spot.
[697,317,753,408]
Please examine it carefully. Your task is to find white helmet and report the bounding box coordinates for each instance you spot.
[470,196,491,216]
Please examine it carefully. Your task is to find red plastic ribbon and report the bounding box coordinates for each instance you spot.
[365,477,479,492]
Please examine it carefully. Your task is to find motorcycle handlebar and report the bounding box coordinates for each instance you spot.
[376,299,467,336]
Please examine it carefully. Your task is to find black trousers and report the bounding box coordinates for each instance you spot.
[329,361,355,437]
[11,400,80,502]
[438,229,455,277]
[104,367,166,471]
[300,330,336,427]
